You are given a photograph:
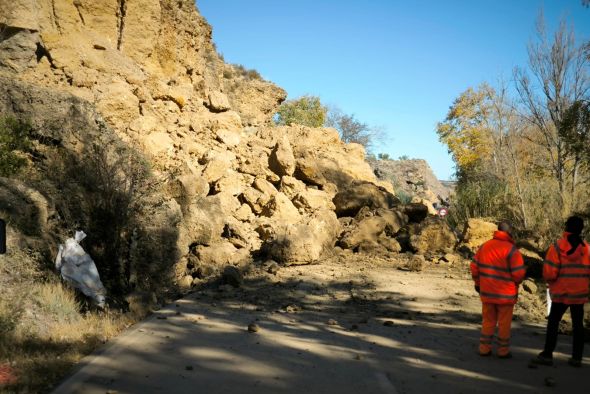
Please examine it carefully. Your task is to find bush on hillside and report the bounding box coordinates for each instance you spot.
[225,64,263,81]
[0,295,22,337]
[396,189,413,205]
[275,95,327,127]
[40,122,152,295]
[446,174,514,231]
[0,116,32,177]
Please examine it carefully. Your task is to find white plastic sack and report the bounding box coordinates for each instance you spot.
[55,231,106,308]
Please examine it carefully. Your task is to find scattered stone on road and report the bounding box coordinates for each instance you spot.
[327,319,338,326]
[248,323,260,333]
[222,266,243,288]
[544,377,556,387]
[527,361,538,369]
[264,260,280,275]
[284,304,300,313]
[383,320,395,327]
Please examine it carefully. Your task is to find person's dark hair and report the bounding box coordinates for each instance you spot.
[564,216,585,255]
[497,221,512,235]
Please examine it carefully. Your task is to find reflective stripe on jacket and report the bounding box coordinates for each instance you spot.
[544,233,590,304]
[470,231,526,305]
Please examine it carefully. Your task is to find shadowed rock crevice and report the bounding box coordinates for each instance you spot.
[116,0,126,50]
[73,0,86,25]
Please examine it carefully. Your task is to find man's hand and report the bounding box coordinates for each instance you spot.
[475,285,480,293]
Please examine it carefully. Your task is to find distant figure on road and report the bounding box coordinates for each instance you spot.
[471,222,526,358]
[532,216,590,368]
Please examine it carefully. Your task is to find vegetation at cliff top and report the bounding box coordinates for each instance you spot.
[275,96,383,152]
[224,63,263,81]
[275,95,327,128]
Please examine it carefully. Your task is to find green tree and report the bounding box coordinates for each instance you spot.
[0,116,32,177]
[560,100,590,197]
[437,84,525,228]
[275,95,327,127]
[436,84,494,180]
[560,100,590,159]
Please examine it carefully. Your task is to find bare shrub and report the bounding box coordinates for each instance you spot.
[231,63,262,81]
[326,106,384,151]
[39,122,151,295]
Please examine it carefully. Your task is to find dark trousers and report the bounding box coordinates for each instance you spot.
[541,302,585,360]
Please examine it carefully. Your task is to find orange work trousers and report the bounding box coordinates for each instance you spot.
[479,303,514,356]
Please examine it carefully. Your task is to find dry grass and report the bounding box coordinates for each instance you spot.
[32,284,81,324]
[0,254,133,394]
[0,296,23,338]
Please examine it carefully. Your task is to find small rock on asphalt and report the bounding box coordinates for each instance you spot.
[248,323,260,333]
[264,260,280,275]
[327,319,338,326]
[222,266,242,288]
[383,320,395,327]
[285,304,300,313]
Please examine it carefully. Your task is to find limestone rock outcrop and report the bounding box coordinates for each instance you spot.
[0,0,401,291]
[409,217,457,256]
[370,158,453,206]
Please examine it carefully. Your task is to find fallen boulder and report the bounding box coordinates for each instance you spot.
[403,202,429,223]
[333,181,398,217]
[263,209,340,264]
[222,266,242,287]
[339,216,387,250]
[409,217,457,255]
[462,218,497,251]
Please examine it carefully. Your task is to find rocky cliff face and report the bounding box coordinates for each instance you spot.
[1,0,400,294]
[370,158,452,207]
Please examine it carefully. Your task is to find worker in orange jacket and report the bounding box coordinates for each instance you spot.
[471,222,526,358]
[532,216,590,368]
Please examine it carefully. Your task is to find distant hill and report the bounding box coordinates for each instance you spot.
[369,158,453,203]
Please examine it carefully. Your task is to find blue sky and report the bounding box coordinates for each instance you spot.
[196,1,590,180]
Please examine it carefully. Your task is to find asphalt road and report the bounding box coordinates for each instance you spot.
[52,269,588,394]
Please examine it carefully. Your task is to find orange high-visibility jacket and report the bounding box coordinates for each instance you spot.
[471,231,526,304]
[544,233,590,304]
